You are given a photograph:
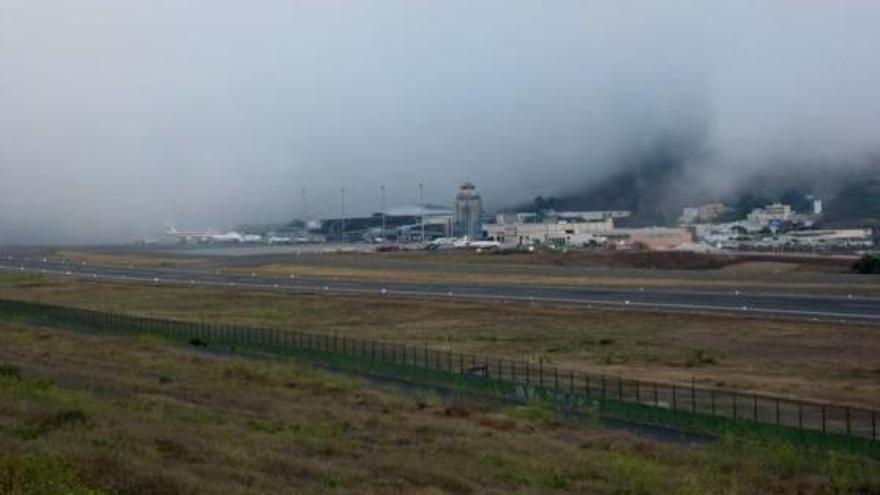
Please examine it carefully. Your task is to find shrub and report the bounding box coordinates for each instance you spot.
[0,363,21,380]
[852,254,880,274]
[0,454,100,495]
[685,349,718,367]
[16,409,91,440]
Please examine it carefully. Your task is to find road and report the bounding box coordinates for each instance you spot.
[2,254,880,323]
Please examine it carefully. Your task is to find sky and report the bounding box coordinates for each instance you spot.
[1,1,879,244]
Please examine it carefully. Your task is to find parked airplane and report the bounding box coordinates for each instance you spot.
[469,240,502,249]
[165,225,257,244]
[266,234,292,244]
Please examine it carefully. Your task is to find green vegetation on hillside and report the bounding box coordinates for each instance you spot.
[0,321,878,494]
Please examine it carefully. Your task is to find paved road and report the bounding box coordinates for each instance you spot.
[2,254,880,323]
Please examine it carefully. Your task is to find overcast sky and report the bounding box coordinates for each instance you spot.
[2,1,879,244]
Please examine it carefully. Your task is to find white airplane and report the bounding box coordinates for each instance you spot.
[267,234,292,244]
[165,224,245,243]
[210,231,245,243]
[469,240,502,249]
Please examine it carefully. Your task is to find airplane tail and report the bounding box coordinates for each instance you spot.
[164,222,178,234]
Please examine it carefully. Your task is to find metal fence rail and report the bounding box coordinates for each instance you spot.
[0,298,877,449]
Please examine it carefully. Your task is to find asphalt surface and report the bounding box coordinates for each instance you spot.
[3,253,880,323]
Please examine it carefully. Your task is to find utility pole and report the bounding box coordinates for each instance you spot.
[419,182,425,242]
[380,185,387,241]
[340,186,346,242]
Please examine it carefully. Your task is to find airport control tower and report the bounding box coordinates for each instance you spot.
[454,182,482,239]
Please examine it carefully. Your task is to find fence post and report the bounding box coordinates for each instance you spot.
[525,361,530,385]
[846,407,851,436]
[554,368,559,392]
[798,403,803,430]
[618,378,622,401]
[653,382,658,406]
[539,358,543,387]
[672,385,677,411]
[732,392,737,419]
[873,410,877,440]
[711,389,716,415]
[601,375,606,398]
[569,371,574,394]
[753,394,758,422]
[822,405,826,433]
[775,399,780,425]
[691,378,696,413]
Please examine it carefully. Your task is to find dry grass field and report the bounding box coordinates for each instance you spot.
[54,250,206,269]
[1,320,878,494]
[1,272,879,410]
[51,249,880,295]
[228,261,880,295]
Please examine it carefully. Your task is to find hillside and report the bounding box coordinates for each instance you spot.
[517,162,880,228]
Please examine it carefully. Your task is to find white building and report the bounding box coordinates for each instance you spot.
[747,203,792,228]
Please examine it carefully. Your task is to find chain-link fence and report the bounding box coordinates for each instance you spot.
[1,298,877,454]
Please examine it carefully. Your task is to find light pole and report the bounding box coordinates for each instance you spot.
[419,182,425,242]
[301,189,308,222]
[380,185,386,241]
[340,186,346,242]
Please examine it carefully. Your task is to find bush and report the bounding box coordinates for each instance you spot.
[16,409,91,440]
[685,349,718,367]
[0,454,100,494]
[0,363,21,380]
[852,254,880,274]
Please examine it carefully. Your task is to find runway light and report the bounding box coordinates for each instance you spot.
[624,300,630,305]
[381,288,387,295]
[741,306,748,310]
[447,291,453,296]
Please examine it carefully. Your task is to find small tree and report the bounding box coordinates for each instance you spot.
[852,254,880,274]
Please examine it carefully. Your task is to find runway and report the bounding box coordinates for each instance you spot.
[2,254,880,323]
